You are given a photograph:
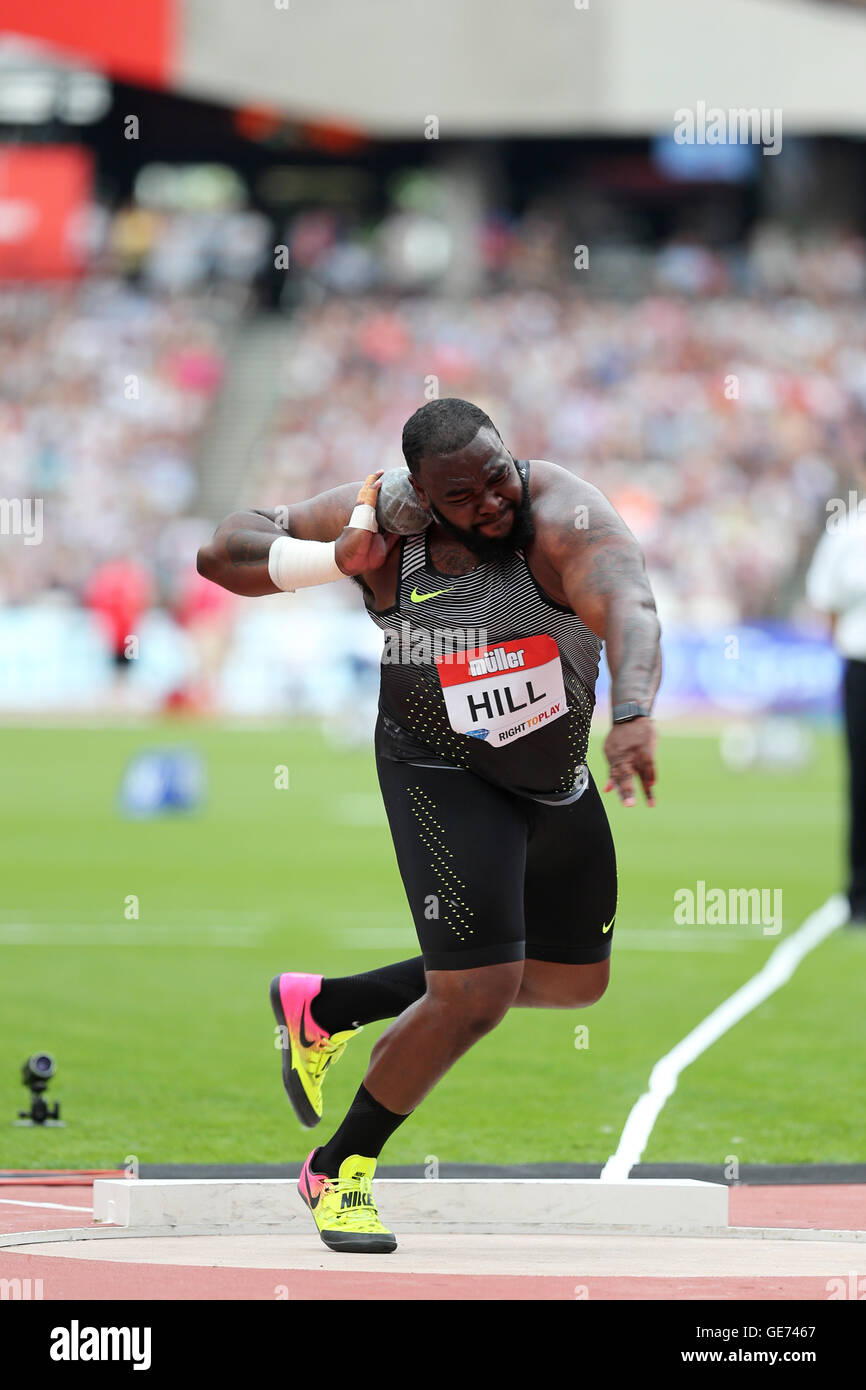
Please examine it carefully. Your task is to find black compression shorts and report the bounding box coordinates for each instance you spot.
[376,754,617,971]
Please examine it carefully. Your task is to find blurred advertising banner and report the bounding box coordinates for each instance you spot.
[631,624,842,716]
[1,0,173,89]
[0,145,93,279]
[0,606,842,718]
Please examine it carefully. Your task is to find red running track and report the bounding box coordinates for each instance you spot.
[1,1184,864,1301]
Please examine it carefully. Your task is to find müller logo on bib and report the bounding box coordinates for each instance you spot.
[436,635,568,747]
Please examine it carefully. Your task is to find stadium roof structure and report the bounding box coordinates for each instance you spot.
[4,0,866,137]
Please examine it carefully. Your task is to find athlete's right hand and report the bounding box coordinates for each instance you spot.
[335,473,400,576]
[603,716,657,808]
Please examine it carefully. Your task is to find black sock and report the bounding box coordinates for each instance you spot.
[314,1083,410,1177]
[310,956,426,1034]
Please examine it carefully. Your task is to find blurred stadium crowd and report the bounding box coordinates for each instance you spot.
[2,200,864,712]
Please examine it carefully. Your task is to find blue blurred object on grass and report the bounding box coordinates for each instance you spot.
[118,748,207,818]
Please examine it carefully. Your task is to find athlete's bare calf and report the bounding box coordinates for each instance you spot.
[364,959,608,1115]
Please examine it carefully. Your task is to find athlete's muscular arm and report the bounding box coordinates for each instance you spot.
[535,469,661,807]
[196,477,396,596]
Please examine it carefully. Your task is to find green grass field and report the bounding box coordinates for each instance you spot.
[0,720,861,1170]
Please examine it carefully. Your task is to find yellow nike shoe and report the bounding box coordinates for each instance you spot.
[270,973,358,1128]
[298,1151,397,1253]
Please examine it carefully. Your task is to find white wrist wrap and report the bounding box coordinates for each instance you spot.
[267,535,343,592]
[348,503,378,532]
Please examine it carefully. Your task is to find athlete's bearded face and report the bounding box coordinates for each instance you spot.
[412,429,534,562]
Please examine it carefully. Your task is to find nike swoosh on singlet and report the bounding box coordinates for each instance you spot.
[602,918,615,934]
[410,585,456,603]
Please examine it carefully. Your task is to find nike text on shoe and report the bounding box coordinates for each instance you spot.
[297,1151,397,1253]
[270,973,358,1128]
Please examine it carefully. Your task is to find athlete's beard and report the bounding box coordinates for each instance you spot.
[429,469,534,564]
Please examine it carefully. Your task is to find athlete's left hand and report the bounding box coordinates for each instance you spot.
[603,717,656,808]
[336,473,401,576]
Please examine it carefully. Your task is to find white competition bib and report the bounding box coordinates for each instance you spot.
[436,634,567,748]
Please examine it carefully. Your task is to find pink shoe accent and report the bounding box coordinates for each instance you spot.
[278,972,328,1044]
[299,1148,332,1210]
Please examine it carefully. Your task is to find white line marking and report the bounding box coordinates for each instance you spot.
[0,1199,92,1212]
[336,795,386,825]
[0,924,269,947]
[0,910,271,922]
[608,930,748,953]
[327,926,760,952]
[600,894,850,1183]
[330,928,419,949]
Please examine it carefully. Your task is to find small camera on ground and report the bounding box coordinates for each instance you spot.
[15,1053,65,1126]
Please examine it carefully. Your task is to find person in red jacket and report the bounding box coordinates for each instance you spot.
[83,559,153,670]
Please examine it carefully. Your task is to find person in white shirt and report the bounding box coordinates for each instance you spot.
[806,503,866,923]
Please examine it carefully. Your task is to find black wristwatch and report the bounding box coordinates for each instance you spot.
[612,703,652,723]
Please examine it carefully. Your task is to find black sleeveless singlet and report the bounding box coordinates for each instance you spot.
[366,460,603,803]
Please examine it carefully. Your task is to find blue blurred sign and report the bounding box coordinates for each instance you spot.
[623,624,842,715]
[118,748,207,818]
